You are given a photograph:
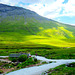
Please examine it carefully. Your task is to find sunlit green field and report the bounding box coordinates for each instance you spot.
[0,35,75,49]
[0,17,75,48]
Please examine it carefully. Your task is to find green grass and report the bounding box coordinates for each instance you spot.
[0,47,75,59]
[0,62,3,66]
[0,16,75,48]
[48,62,75,75]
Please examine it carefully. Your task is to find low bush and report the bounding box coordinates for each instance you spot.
[0,69,3,74]
[9,57,17,62]
[18,55,27,62]
[34,58,37,62]
[3,63,14,68]
[0,62,3,66]
[42,61,47,64]
[17,57,34,68]
[12,58,17,62]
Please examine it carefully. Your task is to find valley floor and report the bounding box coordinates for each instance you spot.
[6,56,75,75]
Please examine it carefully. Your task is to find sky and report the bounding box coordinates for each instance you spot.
[0,0,75,26]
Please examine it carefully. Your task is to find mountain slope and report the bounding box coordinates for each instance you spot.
[0,4,75,48]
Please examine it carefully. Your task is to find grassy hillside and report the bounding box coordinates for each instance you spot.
[0,4,75,49]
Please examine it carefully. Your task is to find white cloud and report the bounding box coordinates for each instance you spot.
[63,0,75,16]
[0,0,10,4]
[0,0,47,5]
[25,0,64,19]
[0,0,75,25]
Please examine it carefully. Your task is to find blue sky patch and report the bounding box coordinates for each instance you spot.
[60,8,64,14]
[62,0,68,4]
[17,2,31,6]
[43,4,45,7]
[55,16,75,25]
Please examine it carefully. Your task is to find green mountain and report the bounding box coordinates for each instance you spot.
[0,4,75,49]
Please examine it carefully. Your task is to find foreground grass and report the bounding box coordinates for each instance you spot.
[0,57,40,74]
[48,62,75,75]
[0,47,75,59]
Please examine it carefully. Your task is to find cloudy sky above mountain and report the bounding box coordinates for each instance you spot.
[0,0,75,25]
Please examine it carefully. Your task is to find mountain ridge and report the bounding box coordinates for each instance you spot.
[0,3,75,48]
[0,3,53,22]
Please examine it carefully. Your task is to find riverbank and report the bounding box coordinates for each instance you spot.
[0,57,41,74]
[6,56,75,75]
[46,62,75,75]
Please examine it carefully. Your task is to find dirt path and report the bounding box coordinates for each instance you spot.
[0,59,11,63]
[0,56,8,58]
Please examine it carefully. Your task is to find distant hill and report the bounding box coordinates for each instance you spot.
[0,3,75,49]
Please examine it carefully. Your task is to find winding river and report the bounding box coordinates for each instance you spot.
[6,56,75,75]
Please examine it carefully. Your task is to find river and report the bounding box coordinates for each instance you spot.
[6,56,75,75]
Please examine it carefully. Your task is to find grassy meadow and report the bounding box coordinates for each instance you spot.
[0,17,75,59]
[0,17,75,49]
[0,47,75,59]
